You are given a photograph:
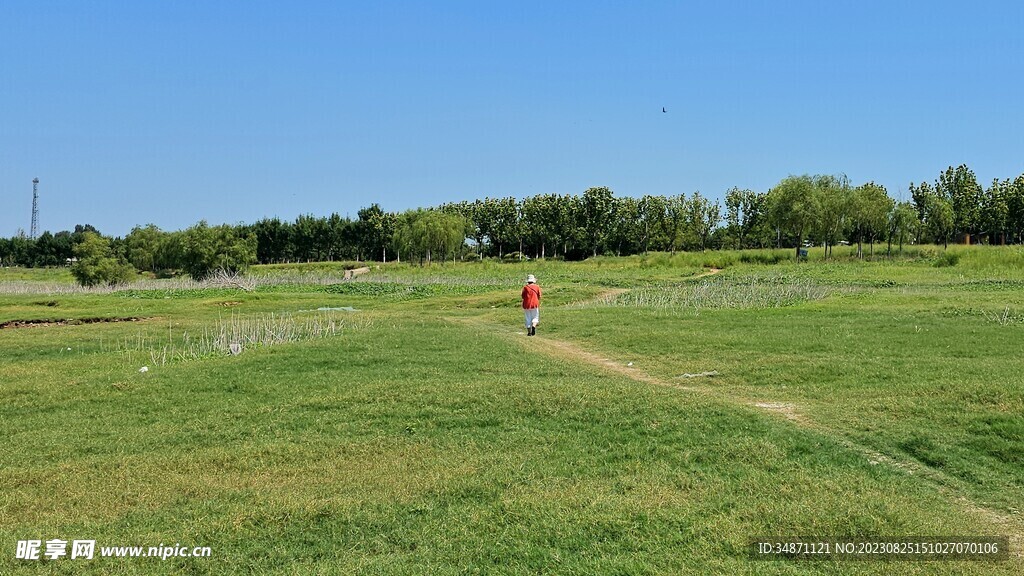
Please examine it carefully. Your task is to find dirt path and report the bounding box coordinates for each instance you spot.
[694,267,722,278]
[533,268,720,385]
[445,310,1023,552]
[522,326,696,393]
[574,268,720,308]
[446,267,1023,544]
[450,314,791,412]
[575,287,628,307]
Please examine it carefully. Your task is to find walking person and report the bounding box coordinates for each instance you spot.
[521,274,541,336]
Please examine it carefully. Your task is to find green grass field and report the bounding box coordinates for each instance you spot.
[2,247,1022,574]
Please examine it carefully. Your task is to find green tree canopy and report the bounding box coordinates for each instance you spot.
[180,221,257,280]
[768,175,820,256]
[71,232,136,287]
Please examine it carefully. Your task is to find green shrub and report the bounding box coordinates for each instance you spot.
[180,221,257,280]
[698,252,737,269]
[933,251,960,267]
[71,232,137,287]
[739,250,789,265]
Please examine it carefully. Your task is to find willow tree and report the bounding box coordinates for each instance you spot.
[767,175,820,257]
[887,201,918,255]
[814,175,852,258]
[849,182,893,257]
[394,209,467,265]
[71,232,135,287]
[688,192,720,252]
[179,221,257,280]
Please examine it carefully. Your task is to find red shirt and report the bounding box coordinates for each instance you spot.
[521,284,541,309]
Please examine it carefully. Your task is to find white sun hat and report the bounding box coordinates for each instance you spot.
[526,274,536,283]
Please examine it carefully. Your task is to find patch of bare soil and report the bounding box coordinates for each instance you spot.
[344,267,371,280]
[752,402,809,425]
[537,336,696,393]
[595,287,628,300]
[958,497,1023,559]
[694,267,722,278]
[0,317,149,329]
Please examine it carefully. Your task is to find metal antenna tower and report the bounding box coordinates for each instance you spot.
[30,178,40,240]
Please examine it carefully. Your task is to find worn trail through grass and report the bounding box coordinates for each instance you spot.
[446,305,1024,556]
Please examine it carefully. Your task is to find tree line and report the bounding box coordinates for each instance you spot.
[2,165,1023,285]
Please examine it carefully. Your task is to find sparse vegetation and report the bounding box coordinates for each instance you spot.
[577,277,832,311]
[115,311,365,366]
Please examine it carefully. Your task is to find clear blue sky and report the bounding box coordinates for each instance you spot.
[2,0,1022,237]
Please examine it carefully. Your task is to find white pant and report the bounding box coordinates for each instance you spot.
[524,308,539,329]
